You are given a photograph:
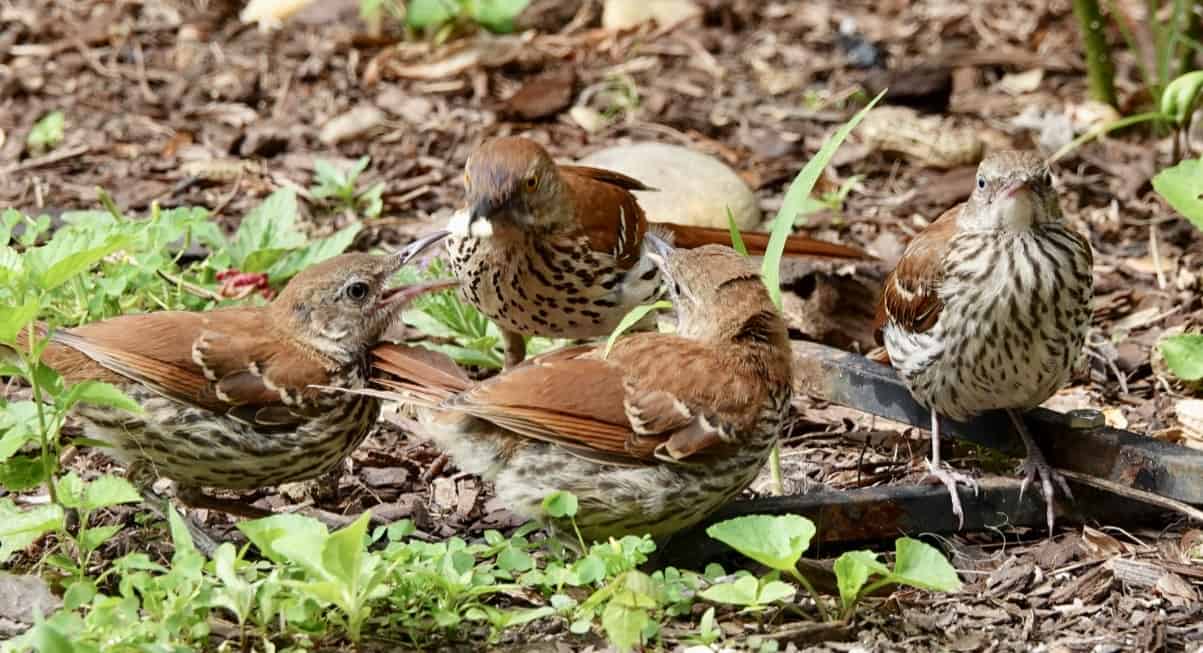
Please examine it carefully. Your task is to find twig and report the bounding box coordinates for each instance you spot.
[1,145,90,175]
[1058,468,1203,523]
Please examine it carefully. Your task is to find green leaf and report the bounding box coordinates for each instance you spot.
[62,381,143,414]
[33,235,130,292]
[726,209,748,257]
[29,621,74,653]
[1152,158,1203,230]
[833,550,887,609]
[78,524,123,552]
[0,299,39,343]
[1160,70,1203,125]
[889,537,961,592]
[321,511,371,588]
[756,579,797,604]
[601,591,651,652]
[542,490,578,518]
[497,545,534,572]
[241,248,290,275]
[0,401,38,461]
[63,578,97,610]
[239,513,329,566]
[27,110,65,154]
[0,499,64,563]
[706,514,816,572]
[407,0,457,28]
[0,455,52,491]
[166,502,197,560]
[1160,334,1203,380]
[55,472,86,510]
[266,223,363,281]
[761,90,884,310]
[471,0,531,32]
[699,574,759,606]
[604,300,672,357]
[227,188,304,268]
[81,474,142,511]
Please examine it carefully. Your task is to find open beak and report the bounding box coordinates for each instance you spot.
[391,230,449,269]
[378,279,460,307]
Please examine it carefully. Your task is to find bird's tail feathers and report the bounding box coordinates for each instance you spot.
[370,343,471,406]
[656,222,872,260]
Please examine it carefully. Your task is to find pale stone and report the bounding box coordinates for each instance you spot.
[577,142,761,230]
[602,0,701,30]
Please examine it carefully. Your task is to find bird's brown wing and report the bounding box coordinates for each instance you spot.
[874,204,961,343]
[559,165,650,269]
[46,310,334,426]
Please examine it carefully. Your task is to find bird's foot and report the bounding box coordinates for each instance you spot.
[1018,450,1073,534]
[923,459,980,530]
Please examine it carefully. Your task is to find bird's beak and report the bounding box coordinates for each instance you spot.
[644,232,675,272]
[378,279,459,307]
[391,230,449,270]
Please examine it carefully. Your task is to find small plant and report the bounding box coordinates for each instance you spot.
[1152,155,1203,383]
[26,110,65,156]
[310,156,385,219]
[392,0,531,38]
[706,514,962,622]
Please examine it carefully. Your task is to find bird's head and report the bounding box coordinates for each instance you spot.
[963,150,1062,232]
[270,231,450,362]
[451,136,571,239]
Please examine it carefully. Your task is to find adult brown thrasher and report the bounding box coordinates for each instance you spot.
[433,136,871,367]
[365,244,794,542]
[875,150,1094,531]
[17,233,448,532]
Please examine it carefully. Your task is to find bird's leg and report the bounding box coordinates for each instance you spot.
[176,485,274,520]
[122,462,223,556]
[502,329,527,369]
[1007,409,1073,533]
[923,411,979,529]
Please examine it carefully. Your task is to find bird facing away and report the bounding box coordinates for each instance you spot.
[875,150,1094,531]
[436,136,871,367]
[368,244,794,542]
[24,232,449,521]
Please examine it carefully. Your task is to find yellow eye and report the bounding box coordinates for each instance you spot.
[525,175,538,191]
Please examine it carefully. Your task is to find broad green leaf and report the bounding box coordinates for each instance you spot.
[756,579,797,604]
[0,455,51,491]
[79,524,123,552]
[1152,158,1203,230]
[266,223,363,281]
[472,0,531,32]
[55,472,86,510]
[239,513,329,566]
[698,574,760,606]
[63,578,97,610]
[604,301,672,358]
[0,499,64,563]
[33,235,130,291]
[542,490,578,518]
[30,621,74,653]
[706,514,816,572]
[321,511,372,589]
[0,401,38,461]
[497,545,534,572]
[0,245,23,285]
[27,110,65,154]
[761,90,884,310]
[1160,71,1203,125]
[601,591,651,652]
[889,537,961,592]
[227,188,304,267]
[570,554,607,585]
[1159,334,1203,381]
[834,550,887,608]
[62,381,143,414]
[241,248,290,275]
[82,474,142,511]
[407,0,457,28]
[0,298,39,343]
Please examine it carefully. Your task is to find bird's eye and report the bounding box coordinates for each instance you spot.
[976,177,986,190]
[525,175,538,191]
[344,281,370,301]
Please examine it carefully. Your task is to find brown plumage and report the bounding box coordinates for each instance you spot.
[874,151,1094,531]
[17,233,449,522]
[439,136,872,366]
[367,245,794,542]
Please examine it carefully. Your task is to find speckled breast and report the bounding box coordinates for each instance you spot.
[445,233,665,339]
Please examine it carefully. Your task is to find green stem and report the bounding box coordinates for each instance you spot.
[1049,110,1166,162]
[25,322,59,507]
[1075,0,1118,106]
[788,568,830,622]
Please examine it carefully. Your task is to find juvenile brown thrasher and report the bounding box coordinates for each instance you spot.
[875,150,1094,531]
[366,244,794,542]
[22,233,447,525]
[434,136,871,367]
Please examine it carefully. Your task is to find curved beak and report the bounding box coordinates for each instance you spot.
[391,230,449,270]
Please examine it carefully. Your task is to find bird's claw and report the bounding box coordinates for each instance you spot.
[925,459,979,530]
[1018,453,1073,534]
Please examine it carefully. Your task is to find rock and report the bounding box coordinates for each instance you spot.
[602,0,700,30]
[501,66,577,121]
[361,466,411,489]
[0,573,60,638]
[319,105,386,145]
[577,142,760,229]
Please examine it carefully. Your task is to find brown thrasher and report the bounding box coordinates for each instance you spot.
[365,244,793,542]
[20,233,448,527]
[875,150,1094,531]
[432,136,871,367]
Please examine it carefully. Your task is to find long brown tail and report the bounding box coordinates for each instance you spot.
[370,343,473,405]
[654,222,873,260]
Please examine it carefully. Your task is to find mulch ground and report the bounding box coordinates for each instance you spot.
[3,0,1203,650]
